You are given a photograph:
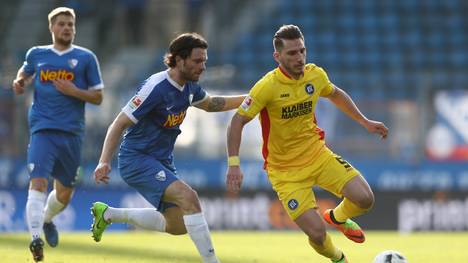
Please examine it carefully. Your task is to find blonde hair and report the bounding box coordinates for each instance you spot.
[48,7,75,26]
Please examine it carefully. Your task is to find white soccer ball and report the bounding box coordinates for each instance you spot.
[373,250,408,263]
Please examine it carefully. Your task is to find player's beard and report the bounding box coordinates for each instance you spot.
[182,68,202,82]
[283,64,304,78]
[55,37,73,47]
[55,39,73,47]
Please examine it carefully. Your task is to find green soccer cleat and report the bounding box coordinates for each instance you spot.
[91,202,111,242]
[331,253,348,263]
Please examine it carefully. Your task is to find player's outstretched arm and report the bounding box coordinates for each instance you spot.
[226,113,252,193]
[325,85,388,139]
[195,94,246,112]
[12,67,33,95]
[94,112,134,184]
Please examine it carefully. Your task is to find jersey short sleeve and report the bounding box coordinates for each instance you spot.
[85,52,104,90]
[316,66,334,97]
[22,47,37,76]
[189,83,208,106]
[122,78,161,124]
[237,77,272,119]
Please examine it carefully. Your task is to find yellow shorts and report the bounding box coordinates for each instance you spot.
[267,147,360,220]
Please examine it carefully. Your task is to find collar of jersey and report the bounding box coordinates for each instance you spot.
[50,45,74,56]
[165,70,185,91]
[276,66,304,84]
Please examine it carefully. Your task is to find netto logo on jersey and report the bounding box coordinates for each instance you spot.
[164,110,187,127]
[281,101,313,119]
[40,69,75,82]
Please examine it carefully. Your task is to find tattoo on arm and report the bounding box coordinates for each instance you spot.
[208,97,226,111]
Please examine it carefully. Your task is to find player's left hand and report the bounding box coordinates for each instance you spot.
[363,119,388,139]
[52,79,78,96]
[226,166,243,193]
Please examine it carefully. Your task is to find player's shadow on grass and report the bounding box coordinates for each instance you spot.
[0,235,240,263]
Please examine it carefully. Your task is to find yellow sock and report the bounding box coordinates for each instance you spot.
[333,198,369,222]
[308,232,343,261]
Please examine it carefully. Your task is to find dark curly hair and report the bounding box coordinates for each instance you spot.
[164,33,208,68]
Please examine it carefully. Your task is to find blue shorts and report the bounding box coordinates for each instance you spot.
[119,153,178,212]
[27,130,82,188]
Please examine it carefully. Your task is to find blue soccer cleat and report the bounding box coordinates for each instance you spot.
[43,222,59,247]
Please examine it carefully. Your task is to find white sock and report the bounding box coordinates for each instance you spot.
[183,213,219,263]
[43,190,65,223]
[104,207,166,232]
[26,189,47,240]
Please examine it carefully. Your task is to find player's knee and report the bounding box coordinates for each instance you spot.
[356,191,374,209]
[308,230,326,246]
[29,179,48,192]
[177,188,201,214]
[303,222,326,245]
[56,190,73,205]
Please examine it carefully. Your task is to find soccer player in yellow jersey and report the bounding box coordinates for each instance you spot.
[226,25,388,263]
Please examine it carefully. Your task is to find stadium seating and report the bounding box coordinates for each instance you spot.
[221,0,467,100]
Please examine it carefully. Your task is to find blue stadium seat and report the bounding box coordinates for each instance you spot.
[212,0,466,103]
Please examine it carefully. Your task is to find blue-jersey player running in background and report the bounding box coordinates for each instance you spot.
[92,33,245,263]
[12,7,104,262]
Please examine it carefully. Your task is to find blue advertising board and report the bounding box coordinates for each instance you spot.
[0,157,467,191]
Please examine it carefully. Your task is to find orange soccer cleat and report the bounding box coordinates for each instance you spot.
[323,209,365,243]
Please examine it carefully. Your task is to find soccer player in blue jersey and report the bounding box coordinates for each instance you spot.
[12,7,103,262]
[91,33,245,263]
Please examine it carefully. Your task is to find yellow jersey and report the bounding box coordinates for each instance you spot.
[237,64,334,170]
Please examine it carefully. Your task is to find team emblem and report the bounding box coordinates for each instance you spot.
[27,163,35,173]
[68,59,78,68]
[305,83,314,95]
[155,170,166,181]
[189,94,194,105]
[287,199,299,210]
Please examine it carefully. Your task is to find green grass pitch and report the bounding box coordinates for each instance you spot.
[1,231,467,262]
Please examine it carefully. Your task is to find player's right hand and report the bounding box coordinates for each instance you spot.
[94,162,111,184]
[226,166,243,193]
[12,78,25,95]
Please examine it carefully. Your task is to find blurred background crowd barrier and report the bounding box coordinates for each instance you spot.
[0,0,467,232]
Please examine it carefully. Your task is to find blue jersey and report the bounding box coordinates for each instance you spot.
[120,70,207,162]
[22,45,104,136]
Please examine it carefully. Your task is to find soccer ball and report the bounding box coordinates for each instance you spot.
[373,250,408,263]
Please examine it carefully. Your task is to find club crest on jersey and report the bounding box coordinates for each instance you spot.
[68,59,78,68]
[189,94,194,105]
[288,199,299,210]
[155,170,166,181]
[241,96,253,111]
[305,83,314,95]
[27,163,35,173]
